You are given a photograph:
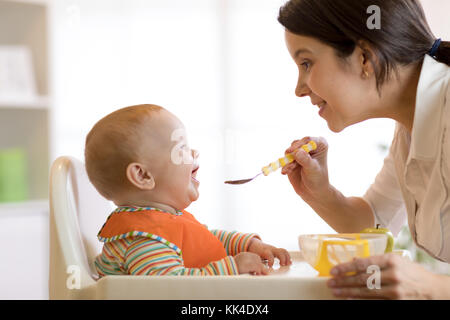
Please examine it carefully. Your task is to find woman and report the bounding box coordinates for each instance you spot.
[277,0,450,299]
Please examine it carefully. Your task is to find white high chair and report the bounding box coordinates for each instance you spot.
[49,156,335,300]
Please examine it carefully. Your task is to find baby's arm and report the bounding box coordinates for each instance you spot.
[124,237,239,275]
[209,229,260,256]
[209,230,291,267]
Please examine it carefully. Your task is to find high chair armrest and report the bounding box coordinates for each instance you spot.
[94,251,336,300]
[95,274,334,300]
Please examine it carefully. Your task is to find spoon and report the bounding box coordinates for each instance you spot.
[224,172,264,185]
[224,140,317,185]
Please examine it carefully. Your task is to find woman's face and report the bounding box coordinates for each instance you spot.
[284,30,379,132]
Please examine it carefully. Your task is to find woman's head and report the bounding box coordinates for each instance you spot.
[278,0,450,132]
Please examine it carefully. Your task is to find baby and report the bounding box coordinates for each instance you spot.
[85,104,291,277]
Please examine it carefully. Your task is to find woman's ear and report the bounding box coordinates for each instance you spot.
[357,40,377,78]
[126,162,155,190]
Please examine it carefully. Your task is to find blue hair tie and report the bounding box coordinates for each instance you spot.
[429,38,442,57]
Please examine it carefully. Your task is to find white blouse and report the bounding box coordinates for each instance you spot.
[363,54,450,262]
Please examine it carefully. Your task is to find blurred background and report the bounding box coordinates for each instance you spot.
[0,0,448,299]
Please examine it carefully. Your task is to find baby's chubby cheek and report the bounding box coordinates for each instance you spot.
[167,163,199,207]
[188,181,200,201]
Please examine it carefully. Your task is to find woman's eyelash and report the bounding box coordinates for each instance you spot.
[300,61,311,70]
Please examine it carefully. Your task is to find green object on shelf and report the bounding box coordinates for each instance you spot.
[0,148,28,202]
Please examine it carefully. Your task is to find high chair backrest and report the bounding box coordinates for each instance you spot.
[49,156,113,299]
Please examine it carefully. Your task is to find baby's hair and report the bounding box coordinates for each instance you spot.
[85,104,163,200]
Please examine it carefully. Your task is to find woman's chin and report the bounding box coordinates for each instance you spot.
[326,120,345,133]
[328,126,342,133]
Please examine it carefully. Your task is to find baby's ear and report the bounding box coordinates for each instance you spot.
[126,163,155,190]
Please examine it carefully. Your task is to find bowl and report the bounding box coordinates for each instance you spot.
[298,233,388,276]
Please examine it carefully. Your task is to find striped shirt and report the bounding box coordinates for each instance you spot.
[95,229,259,277]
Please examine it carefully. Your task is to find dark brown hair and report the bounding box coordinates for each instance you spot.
[278,0,450,91]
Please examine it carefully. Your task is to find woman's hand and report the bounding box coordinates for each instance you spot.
[281,136,330,202]
[327,253,446,299]
[247,238,292,267]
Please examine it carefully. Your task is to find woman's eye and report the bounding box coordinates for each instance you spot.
[300,61,310,70]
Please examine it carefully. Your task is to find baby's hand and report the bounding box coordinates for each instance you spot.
[247,238,292,267]
[234,252,270,275]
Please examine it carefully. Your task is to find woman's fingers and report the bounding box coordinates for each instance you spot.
[286,136,327,154]
[330,254,399,276]
[283,136,330,199]
[285,137,328,171]
[293,148,311,166]
[281,162,298,175]
[286,136,313,154]
[282,149,315,175]
[328,271,371,287]
[328,268,396,288]
[328,255,438,299]
[283,136,328,173]
[327,254,407,299]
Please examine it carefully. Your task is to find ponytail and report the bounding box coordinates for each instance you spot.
[434,41,450,66]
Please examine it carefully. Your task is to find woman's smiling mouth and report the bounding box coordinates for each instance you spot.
[318,102,327,117]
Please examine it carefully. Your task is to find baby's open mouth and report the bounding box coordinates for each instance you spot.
[191,166,199,183]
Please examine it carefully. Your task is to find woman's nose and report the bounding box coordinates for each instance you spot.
[295,77,311,98]
[192,149,199,159]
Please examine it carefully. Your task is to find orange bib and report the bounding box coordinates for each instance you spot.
[97,208,227,268]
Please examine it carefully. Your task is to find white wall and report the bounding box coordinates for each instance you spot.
[421,0,450,40]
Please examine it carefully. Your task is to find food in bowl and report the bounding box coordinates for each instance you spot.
[298,233,389,276]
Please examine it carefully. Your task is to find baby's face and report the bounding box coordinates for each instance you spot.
[138,110,199,210]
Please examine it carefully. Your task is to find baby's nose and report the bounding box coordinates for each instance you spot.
[192,149,199,159]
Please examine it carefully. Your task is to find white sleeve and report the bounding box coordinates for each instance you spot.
[362,137,407,236]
